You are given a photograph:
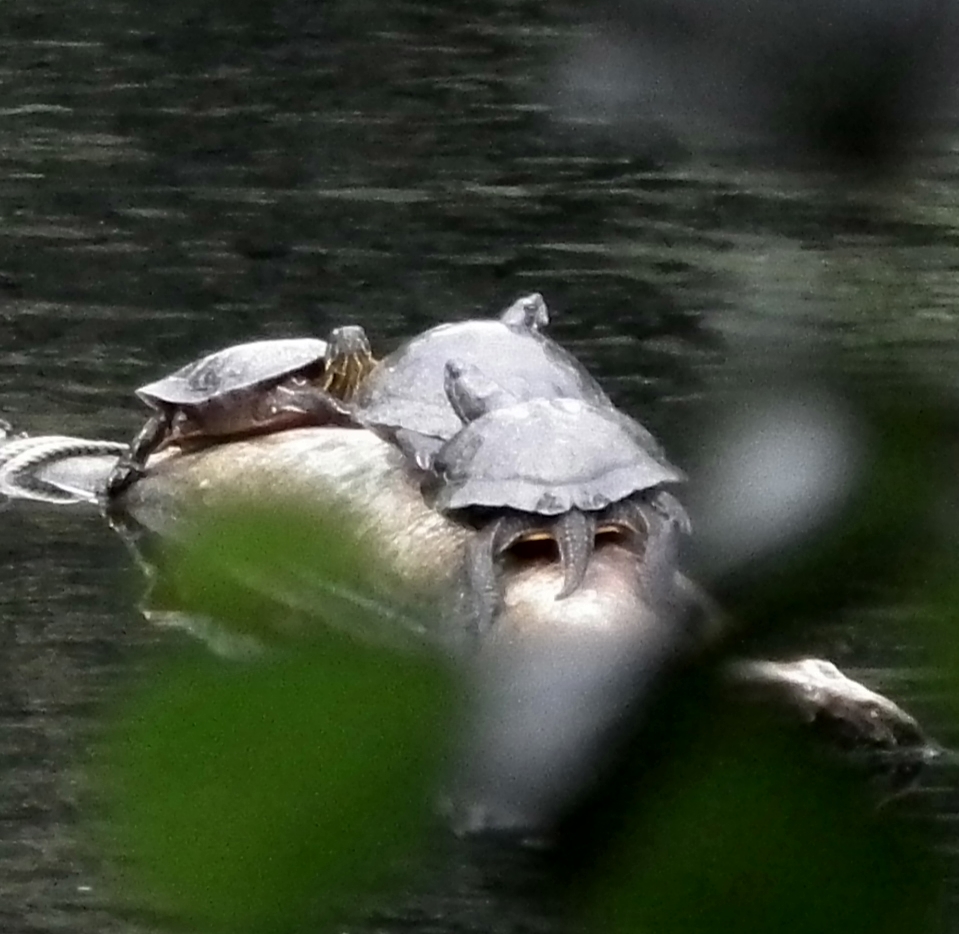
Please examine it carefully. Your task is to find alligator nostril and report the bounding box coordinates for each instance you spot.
[594,521,644,556]
[502,522,649,570]
[502,530,559,568]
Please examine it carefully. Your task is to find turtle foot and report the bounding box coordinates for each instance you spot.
[104,457,146,499]
[553,510,596,600]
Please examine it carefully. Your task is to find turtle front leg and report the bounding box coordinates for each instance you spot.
[603,498,678,581]
[266,382,355,426]
[607,495,727,651]
[464,510,599,632]
[648,488,692,535]
[464,528,500,639]
[464,514,537,637]
[105,410,172,498]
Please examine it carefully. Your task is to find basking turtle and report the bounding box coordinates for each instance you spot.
[434,360,687,622]
[106,327,375,496]
[354,293,613,469]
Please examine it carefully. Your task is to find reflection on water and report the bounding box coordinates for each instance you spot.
[0,502,158,933]
[0,0,958,930]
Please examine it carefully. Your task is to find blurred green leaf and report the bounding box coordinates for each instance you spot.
[914,562,959,728]
[97,503,454,933]
[710,388,953,641]
[152,501,433,649]
[579,699,939,934]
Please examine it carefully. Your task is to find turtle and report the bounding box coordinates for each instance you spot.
[353,293,614,469]
[433,360,688,627]
[105,326,376,496]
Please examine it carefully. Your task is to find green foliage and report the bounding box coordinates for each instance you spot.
[579,701,938,934]
[566,385,952,934]
[713,389,951,638]
[154,502,432,648]
[98,504,453,934]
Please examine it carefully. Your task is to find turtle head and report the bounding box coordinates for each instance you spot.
[324,325,376,401]
[499,293,549,332]
[328,325,371,357]
[444,360,516,425]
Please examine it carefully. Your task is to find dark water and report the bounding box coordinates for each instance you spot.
[0,0,958,931]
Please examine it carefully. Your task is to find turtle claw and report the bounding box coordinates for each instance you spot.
[462,507,601,628]
[553,510,596,600]
[105,457,147,498]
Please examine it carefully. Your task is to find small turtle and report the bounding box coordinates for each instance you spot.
[106,327,375,496]
[434,360,687,625]
[354,293,613,468]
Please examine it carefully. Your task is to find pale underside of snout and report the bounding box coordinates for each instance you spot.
[492,541,693,649]
[121,427,468,592]
[120,426,687,653]
[452,544,697,832]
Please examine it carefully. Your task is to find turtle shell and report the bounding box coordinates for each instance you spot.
[136,338,330,408]
[354,320,611,445]
[432,397,683,515]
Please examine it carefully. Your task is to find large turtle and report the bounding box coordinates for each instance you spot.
[433,360,688,627]
[353,293,613,468]
[106,326,375,496]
